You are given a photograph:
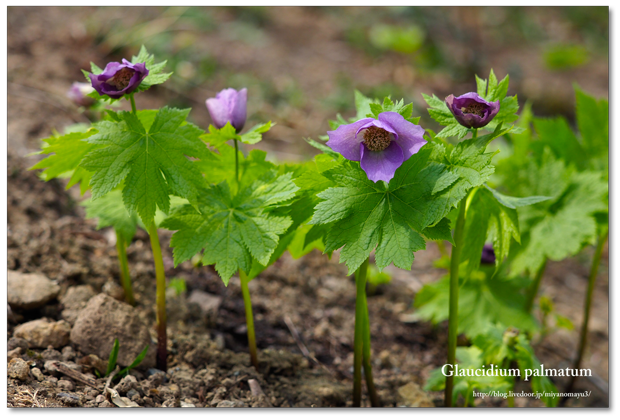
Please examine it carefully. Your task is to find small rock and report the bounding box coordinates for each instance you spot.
[180,401,195,407]
[95,395,106,404]
[70,294,155,367]
[41,348,63,361]
[8,270,60,310]
[397,382,434,407]
[102,280,126,302]
[61,346,77,361]
[8,358,30,381]
[147,368,166,377]
[58,379,75,391]
[126,389,139,399]
[7,347,22,361]
[115,375,138,394]
[60,285,96,325]
[216,399,247,408]
[188,290,222,323]
[31,367,45,381]
[79,354,108,375]
[7,337,29,351]
[57,392,81,406]
[14,319,71,349]
[99,400,114,408]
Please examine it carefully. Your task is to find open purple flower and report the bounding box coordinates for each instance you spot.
[67,82,95,107]
[89,59,149,100]
[445,93,500,129]
[206,88,248,133]
[326,112,426,183]
[481,243,496,265]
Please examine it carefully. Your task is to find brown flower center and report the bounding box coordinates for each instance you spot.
[106,67,135,90]
[363,126,391,152]
[461,102,486,117]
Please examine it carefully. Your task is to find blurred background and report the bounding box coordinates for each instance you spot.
[8,6,609,161]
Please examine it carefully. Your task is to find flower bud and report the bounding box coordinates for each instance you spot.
[67,82,95,107]
[445,92,500,129]
[206,88,248,132]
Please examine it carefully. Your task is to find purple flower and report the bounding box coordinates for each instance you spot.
[326,112,427,183]
[481,244,496,265]
[445,93,500,129]
[206,88,248,133]
[67,82,95,107]
[88,59,149,99]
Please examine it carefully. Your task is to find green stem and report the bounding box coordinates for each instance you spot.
[525,259,548,314]
[148,223,167,371]
[115,231,135,306]
[234,138,240,185]
[566,229,608,393]
[508,394,515,407]
[129,93,137,114]
[352,257,369,407]
[472,128,478,140]
[362,286,381,407]
[240,270,258,369]
[445,192,469,407]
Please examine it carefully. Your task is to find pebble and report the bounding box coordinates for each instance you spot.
[13,319,71,349]
[126,389,139,399]
[8,270,60,310]
[115,375,138,394]
[31,367,45,381]
[7,347,23,361]
[8,358,30,381]
[216,400,247,408]
[99,400,115,408]
[58,379,75,391]
[102,280,125,302]
[41,348,63,361]
[95,395,106,403]
[7,337,29,351]
[70,294,155,367]
[57,392,81,406]
[61,346,77,361]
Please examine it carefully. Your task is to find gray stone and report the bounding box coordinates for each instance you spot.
[7,337,29,351]
[41,348,62,361]
[70,294,155,367]
[8,270,60,310]
[60,285,96,325]
[58,379,75,391]
[58,392,82,406]
[115,375,138,395]
[61,346,77,361]
[8,358,30,381]
[14,319,71,349]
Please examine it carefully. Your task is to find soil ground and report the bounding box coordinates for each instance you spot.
[7,6,609,408]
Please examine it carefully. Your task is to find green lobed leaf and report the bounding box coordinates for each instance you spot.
[79,107,208,225]
[161,171,299,285]
[239,121,274,145]
[132,45,173,92]
[82,188,139,243]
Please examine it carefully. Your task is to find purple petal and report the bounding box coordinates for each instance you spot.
[231,88,247,132]
[326,118,374,161]
[356,119,398,140]
[377,112,427,160]
[206,97,230,129]
[360,141,404,183]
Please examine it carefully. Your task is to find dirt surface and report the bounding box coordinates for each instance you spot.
[7,6,609,408]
